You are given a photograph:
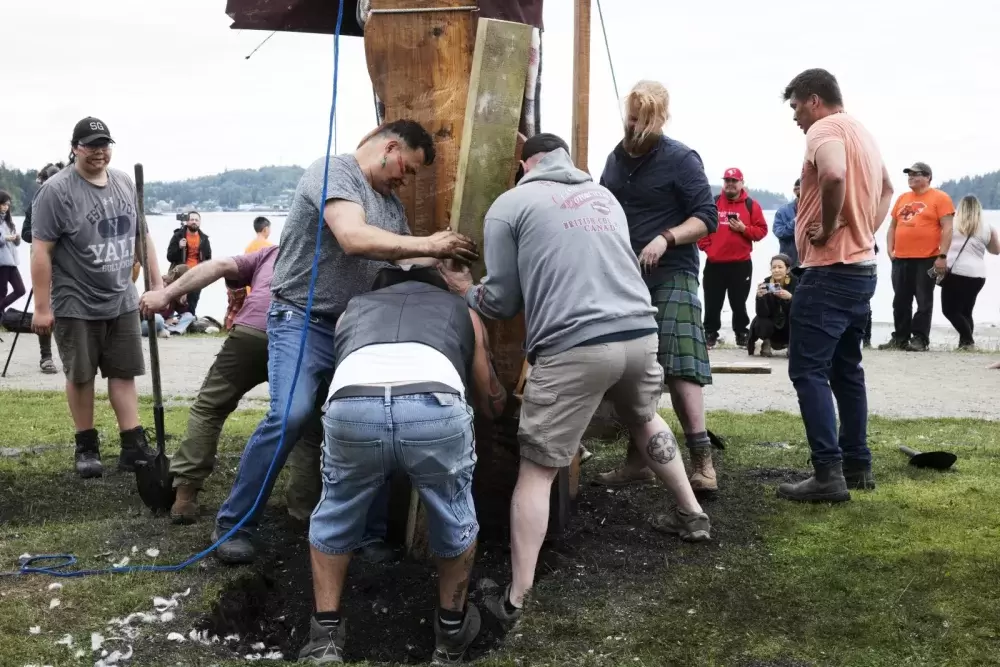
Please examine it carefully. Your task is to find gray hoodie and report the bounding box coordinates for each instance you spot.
[467,148,657,360]
[0,222,20,267]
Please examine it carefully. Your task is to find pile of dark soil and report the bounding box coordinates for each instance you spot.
[198,459,774,663]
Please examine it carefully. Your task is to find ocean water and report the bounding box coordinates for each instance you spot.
[8,210,1000,347]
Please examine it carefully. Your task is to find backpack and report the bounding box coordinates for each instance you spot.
[717,194,755,218]
[1,309,35,335]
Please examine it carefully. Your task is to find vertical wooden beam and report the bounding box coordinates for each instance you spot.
[571,0,591,173]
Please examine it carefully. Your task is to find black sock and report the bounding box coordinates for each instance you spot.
[314,610,341,627]
[685,431,711,450]
[438,606,466,634]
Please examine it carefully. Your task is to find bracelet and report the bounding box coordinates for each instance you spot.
[659,230,676,248]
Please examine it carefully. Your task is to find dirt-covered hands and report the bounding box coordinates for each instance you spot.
[424,228,479,264]
[438,258,474,296]
[639,235,668,273]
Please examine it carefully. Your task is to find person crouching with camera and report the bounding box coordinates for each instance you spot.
[747,254,796,357]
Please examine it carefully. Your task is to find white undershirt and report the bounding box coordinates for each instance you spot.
[327,342,466,402]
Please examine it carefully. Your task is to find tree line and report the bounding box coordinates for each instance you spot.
[938,170,1000,209]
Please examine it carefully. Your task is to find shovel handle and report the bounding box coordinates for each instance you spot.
[899,445,921,458]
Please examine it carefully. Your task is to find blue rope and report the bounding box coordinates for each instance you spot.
[8,0,346,579]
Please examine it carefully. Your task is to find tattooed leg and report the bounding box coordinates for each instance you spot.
[629,414,702,514]
[437,541,477,611]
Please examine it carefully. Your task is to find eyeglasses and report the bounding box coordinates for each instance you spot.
[907,171,927,177]
[79,142,113,153]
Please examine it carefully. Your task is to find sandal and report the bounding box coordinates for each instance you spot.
[39,358,58,374]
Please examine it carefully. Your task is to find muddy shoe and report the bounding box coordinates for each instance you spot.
[706,332,720,350]
[689,447,718,495]
[359,539,400,564]
[777,462,851,503]
[298,616,346,664]
[212,529,257,565]
[760,340,773,358]
[39,357,57,374]
[842,459,875,491]
[878,337,909,351]
[651,506,711,542]
[735,332,749,348]
[432,604,481,665]
[118,427,156,472]
[74,429,103,479]
[480,581,523,629]
[908,337,928,352]
[171,485,200,524]
[592,466,655,487]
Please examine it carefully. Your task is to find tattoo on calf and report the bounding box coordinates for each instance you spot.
[646,431,678,465]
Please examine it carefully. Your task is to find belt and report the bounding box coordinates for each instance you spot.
[330,381,460,400]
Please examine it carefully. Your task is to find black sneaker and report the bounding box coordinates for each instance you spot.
[432,604,481,665]
[877,337,909,351]
[118,427,156,472]
[705,332,720,350]
[74,429,103,479]
[735,332,749,348]
[212,529,257,565]
[480,580,523,629]
[298,616,346,664]
[907,337,928,352]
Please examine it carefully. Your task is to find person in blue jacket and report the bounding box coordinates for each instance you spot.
[772,178,800,267]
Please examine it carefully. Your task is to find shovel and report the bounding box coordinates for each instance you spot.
[133,163,176,514]
[899,445,957,471]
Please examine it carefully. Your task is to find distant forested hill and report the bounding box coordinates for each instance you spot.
[710,186,789,210]
[0,163,41,213]
[144,166,306,211]
[939,170,1000,209]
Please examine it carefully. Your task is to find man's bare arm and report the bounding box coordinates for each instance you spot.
[30,240,55,313]
[144,232,165,291]
[668,217,711,245]
[162,257,240,301]
[938,214,954,258]
[874,164,894,234]
[468,311,506,419]
[815,141,848,234]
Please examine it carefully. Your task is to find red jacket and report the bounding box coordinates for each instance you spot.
[697,191,768,263]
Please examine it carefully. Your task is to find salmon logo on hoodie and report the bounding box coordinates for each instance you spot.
[897,201,927,224]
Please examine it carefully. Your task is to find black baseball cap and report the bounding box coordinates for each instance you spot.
[521,133,570,161]
[903,161,932,178]
[72,117,114,146]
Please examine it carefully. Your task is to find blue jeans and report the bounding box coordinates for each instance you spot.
[215,302,387,540]
[310,391,478,559]
[788,268,877,467]
[140,314,166,337]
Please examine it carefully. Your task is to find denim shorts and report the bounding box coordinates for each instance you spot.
[309,390,478,559]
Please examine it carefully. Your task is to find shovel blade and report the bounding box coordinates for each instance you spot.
[909,451,957,470]
[135,452,176,514]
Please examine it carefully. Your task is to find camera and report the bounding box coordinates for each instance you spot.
[767,282,779,293]
[176,212,188,222]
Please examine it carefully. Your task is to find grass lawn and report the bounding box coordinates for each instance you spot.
[1,390,998,666]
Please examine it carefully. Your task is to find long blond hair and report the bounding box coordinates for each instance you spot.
[954,195,983,238]
[624,80,670,145]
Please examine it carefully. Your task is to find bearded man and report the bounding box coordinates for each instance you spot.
[598,81,721,496]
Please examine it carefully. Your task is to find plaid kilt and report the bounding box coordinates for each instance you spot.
[650,273,713,386]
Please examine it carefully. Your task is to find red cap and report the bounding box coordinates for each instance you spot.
[723,167,743,181]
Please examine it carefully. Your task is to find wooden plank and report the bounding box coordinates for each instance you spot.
[449,16,533,281]
[571,0,591,171]
[709,362,772,375]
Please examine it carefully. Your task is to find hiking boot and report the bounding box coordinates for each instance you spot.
[118,427,156,472]
[760,340,773,357]
[74,429,103,479]
[706,332,720,350]
[432,604,481,665]
[651,506,711,542]
[688,447,718,495]
[39,357,57,374]
[480,581,523,629]
[212,529,257,565]
[592,466,655,487]
[735,332,749,348]
[878,337,909,351]
[908,337,928,352]
[171,485,200,524]
[776,461,851,503]
[842,459,876,490]
[298,616,346,664]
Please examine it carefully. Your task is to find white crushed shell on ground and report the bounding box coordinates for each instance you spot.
[74,650,84,658]
[48,598,60,609]
[29,626,41,634]
[54,634,73,646]
[244,655,263,662]
[145,548,160,558]
[47,583,62,591]
[112,557,129,568]
[91,633,105,651]
[224,634,240,642]
[19,552,32,562]
[153,597,178,611]
[188,629,211,644]
[171,588,191,599]
[159,611,175,623]
[263,651,283,660]
[166,632,186,642]
[130,546,138,555]
[251,641,266,650]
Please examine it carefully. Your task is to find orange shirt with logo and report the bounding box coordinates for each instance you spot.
[890,189,955,259]
[185,231,201,268]
[795,112,886,268]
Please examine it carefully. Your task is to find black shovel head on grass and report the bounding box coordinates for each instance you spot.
[135,439,175,514]
[899,445,957,471]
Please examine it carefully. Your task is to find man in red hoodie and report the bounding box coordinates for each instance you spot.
[697,168,768,348]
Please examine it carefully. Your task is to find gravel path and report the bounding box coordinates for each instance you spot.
[0,334,995,419]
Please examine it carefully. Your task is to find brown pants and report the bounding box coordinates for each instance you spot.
[53,310,145,384]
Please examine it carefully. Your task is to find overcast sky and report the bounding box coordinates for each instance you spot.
[4,0,998,195]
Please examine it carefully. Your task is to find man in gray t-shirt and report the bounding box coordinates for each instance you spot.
[31,116,164,479]
[213,119,479,565]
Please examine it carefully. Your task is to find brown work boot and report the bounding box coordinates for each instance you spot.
[170,485,200,524]
[688,448,718,495]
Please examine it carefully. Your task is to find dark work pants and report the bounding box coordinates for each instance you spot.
[890,257,936,345]
[940,273,986,347]
[703,260,753,338]
[187,289,201,317]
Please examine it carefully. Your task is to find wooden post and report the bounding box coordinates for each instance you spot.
[571,0,591,172]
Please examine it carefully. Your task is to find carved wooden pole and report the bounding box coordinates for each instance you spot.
[571,0,591,172]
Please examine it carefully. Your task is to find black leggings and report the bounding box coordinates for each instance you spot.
[0,266,26,312]
[940,273,986,346]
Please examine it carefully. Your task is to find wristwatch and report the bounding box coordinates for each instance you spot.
[937,254,947,260]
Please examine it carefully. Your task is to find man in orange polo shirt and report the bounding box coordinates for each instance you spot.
[776,69,894,503]
[881,162,955,351]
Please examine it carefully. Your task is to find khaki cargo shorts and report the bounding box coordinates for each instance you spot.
[53,310,145,384]
[518,333,664,468]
